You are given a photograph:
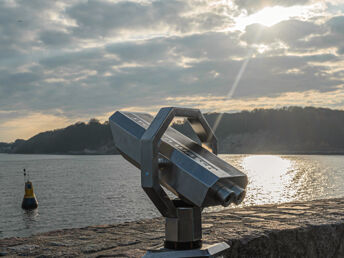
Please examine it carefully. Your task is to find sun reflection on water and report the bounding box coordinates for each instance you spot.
[216,154,344,210]
[241,155,296,205]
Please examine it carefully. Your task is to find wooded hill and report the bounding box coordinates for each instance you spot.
[1,107,344,154]
[1,119,117,155]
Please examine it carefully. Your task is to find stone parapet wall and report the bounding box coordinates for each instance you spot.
[1,198,343,257]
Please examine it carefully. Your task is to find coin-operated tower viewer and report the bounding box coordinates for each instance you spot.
[109,107,248,257]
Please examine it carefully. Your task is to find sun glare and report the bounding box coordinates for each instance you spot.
[234,5,318,30]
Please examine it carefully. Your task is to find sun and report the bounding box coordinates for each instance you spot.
[234,5,316,30]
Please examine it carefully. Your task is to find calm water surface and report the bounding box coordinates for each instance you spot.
[0,154,343,238]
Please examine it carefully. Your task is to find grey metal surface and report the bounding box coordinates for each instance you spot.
[109,107,247,256]
[143,242,230,257]
[165,205,202,242]
[109,107,247,214]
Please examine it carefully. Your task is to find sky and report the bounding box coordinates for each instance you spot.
[0,0,344,142]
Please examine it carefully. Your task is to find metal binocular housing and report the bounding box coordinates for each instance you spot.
[109,107,248,256]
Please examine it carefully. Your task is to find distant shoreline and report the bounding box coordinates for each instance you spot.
[3,107,344,156]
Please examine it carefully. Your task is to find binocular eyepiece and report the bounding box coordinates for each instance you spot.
[213,182,246,207]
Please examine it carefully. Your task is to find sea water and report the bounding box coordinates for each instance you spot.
[0,154,343,238]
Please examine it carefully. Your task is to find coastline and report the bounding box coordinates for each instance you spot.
[1,198,343,257]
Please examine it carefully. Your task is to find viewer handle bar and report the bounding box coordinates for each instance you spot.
[140,107,218,218]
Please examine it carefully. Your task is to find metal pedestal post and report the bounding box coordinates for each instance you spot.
[144,200,230,257]
[165,200,202,250]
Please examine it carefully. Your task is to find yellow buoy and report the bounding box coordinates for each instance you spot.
[21,169,38,210]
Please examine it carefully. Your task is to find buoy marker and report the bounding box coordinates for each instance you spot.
[21,169,38,210]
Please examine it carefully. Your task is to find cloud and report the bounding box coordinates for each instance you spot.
[241,15,344,56]
[1,18,343,114]
[65,0,234,39]
[0,0,344,141]
[299,15,344,54]
[39,30,73,46]
[106,31,245,64]
[164,87,344,113]
[241,19,322,45]
[233,0,312,14]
